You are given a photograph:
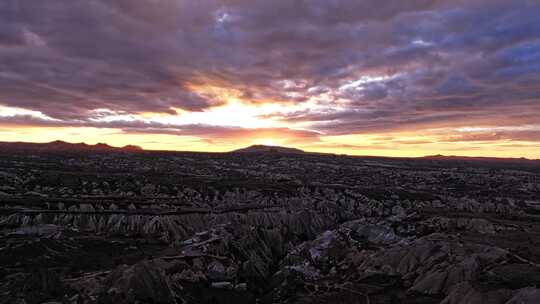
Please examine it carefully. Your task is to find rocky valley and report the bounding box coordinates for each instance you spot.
[1,142,540,303]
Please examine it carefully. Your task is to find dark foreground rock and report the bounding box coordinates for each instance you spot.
[1,148,540,303]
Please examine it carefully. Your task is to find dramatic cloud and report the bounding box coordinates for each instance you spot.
[0,0,539,155]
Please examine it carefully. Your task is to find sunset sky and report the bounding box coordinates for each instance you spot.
[1,0,539,158]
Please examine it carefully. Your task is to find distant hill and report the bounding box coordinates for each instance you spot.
[0,140,143,153]
[231,145,305,154]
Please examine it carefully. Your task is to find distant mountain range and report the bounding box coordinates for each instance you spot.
[0,140,143,153]
[231,144,305,154]
[0,141,537,162]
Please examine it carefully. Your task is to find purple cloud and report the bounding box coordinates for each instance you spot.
[0,0,538,141]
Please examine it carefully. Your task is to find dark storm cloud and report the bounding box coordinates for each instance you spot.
[0,0,539,140]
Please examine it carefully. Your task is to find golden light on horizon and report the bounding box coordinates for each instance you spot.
[253,138,278,146]
[1,123,539,159]
[2,93,540,159]
[261,138,275,146]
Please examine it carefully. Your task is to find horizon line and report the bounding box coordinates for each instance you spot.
[1,139,538,161]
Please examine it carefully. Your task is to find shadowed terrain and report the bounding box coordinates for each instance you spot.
[1,142,540,303]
